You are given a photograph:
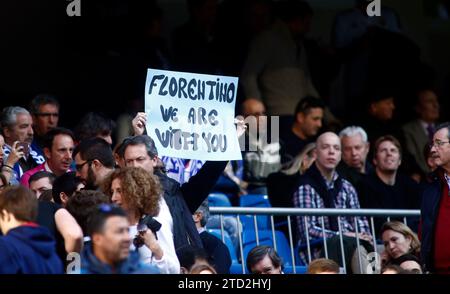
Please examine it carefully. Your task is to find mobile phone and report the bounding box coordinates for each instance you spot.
[17,142,29,155]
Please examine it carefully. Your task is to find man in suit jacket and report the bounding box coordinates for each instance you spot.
[402,89,440,175]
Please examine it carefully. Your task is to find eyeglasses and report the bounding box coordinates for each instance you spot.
[430,140,450,148]
[75,160,92,172]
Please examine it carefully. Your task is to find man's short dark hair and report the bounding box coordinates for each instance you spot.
[86,204,127,237]
[121,135,158,159]
[42,127,75,150]
[52,172,82,204]
[246,245,283,273]
[72,137,115,169]
[294,96,325,116]
[66,190,111,235]
[29,171,56,186]
[0,186,38,222]
[435,122,450,140]
[177,245,209,271]
[74,112,116,143]
[29,94,60,114]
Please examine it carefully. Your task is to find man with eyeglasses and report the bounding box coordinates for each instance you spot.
[421,122,450,274]
[73,138,115,190]
[29,94,60,153]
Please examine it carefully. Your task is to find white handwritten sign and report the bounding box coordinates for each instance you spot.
[145,69,242,161]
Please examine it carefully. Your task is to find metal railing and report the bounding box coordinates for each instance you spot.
[209,207,420,274]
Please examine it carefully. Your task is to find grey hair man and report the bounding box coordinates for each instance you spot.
[1,106,45,183]
[338,126,370,174]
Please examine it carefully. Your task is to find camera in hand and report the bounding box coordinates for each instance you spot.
[133,215,162,248]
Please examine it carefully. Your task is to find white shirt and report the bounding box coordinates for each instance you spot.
[129,197,180,274]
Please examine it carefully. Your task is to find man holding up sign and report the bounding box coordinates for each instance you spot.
[123,69,245,258]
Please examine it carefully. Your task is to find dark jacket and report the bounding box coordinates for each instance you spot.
[81,243,159,274]
[420,169,445,272]
[156,160,228,258]
[0,224,64,274]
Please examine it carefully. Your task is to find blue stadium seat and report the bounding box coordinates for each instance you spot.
[240,214,270,231]
[208,193,232,207]
[239,194,271,233]
[239,194,271,207]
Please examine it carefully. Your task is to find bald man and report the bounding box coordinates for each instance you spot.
[293,132,371,273]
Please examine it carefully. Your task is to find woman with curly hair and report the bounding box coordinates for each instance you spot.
[102,167,180,274]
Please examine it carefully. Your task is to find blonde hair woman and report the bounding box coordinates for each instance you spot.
[380,221,422,273]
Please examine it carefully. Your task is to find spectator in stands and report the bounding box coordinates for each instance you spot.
[193,200,232,274]
[246,245,283,274]
[29,94,60,153]
[20,127,74,187]
[73,138,115,190]
[0,133,22,185]
[102,167,180,274]
[307,258,340,274]
[52,171,85,206]
[359,136,421,233]
[240,98,281,194]
[337,126,372,193]
[293,132,372,273]
[127,114,246,257]
[279,96,324,165]
[74,112,116,145]
[80,204,159,274]
[380,221,422,274]
[29,171,55,199]
[1,106,45,183]
[421,122,450,274]
[267,143,316,236]
[66,190,110,236]
[240,0,319,117]
[360,90,398,144]
[0,186,63,274]
[402,89,440,175]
